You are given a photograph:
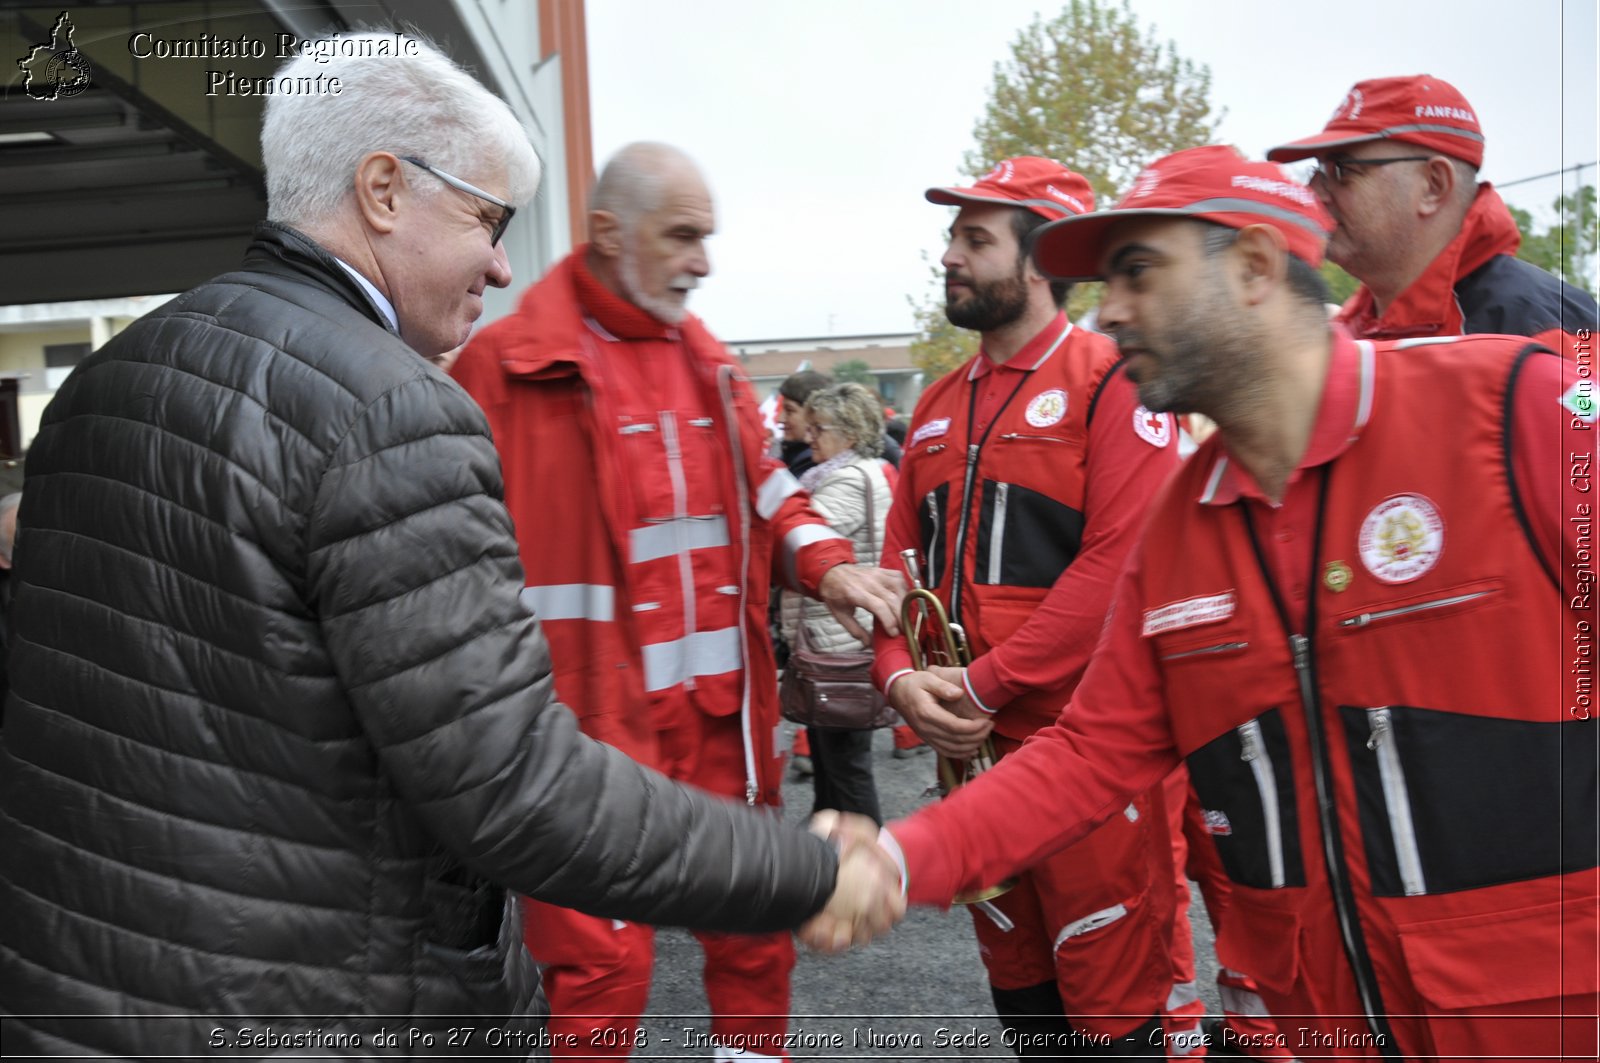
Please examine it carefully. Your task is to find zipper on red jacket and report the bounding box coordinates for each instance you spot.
[1238,472,1403,1060]
[947,322,1073,624]
[715,366,759,805]
[948,372,1030,625]
[659,410,697,690]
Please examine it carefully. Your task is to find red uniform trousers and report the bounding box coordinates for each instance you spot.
[1161,770,1209,1058]
[523,710,794,1061]
[970,734,1176,1040]
[1162,770,1300,1061]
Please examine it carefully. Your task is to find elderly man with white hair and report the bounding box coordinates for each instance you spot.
[452,142,906,1060]
[0,35,900,1058]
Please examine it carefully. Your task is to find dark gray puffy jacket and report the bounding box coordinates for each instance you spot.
[0,224,837,1057]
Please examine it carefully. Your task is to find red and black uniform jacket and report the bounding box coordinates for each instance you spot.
[871,314,1179,740]
[891,330,1597,1053]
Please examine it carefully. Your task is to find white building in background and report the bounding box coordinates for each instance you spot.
[0,296,177,454]
[730,332,926,415]
[0,0,597,462]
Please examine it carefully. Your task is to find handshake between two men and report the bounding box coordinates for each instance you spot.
[797,576,990,953]
[798,811,909,953]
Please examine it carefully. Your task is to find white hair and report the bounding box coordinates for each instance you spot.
[261,31,540,229]
[590,142,700,228]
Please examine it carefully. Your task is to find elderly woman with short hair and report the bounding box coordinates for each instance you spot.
[781,382,894,822]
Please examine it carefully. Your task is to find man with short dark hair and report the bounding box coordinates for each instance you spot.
[875,145,1597,1061]
[451,141,905,1059]
[873,156,1182,1056]
[1267,74,1597,350]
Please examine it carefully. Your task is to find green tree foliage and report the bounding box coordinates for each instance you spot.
[1319,261,1360,306]
[832,359,874,387]
[910,0,1223,384]
[1509,185,1597,290]
[965,0,1221,203]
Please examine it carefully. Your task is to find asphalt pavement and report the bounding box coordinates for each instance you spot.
[629,723,1222,1061]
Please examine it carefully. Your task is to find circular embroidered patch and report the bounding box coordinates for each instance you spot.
[1025,388,1068,428]
[1358,494,1444,584]
[1132,406,1172,448]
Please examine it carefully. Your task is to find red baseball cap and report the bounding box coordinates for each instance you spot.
[1266,75,1485,168]
[926,156,1094,221]
[1031,146,1333,281]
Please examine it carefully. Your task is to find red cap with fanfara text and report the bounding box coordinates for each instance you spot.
[926,156,1095,221]
[1031,146,1333,281]
[1266,75,1485,169]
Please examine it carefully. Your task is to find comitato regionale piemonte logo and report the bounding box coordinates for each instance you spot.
[17,11,94,100]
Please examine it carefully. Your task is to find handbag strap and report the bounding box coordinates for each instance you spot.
[848,460,879,566]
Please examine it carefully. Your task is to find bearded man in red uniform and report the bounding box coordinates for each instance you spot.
[452,141,903,1061]
[866,145,1598,1062]
[871,156,1182,1057]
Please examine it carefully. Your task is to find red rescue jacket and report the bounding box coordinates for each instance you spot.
[1339,183,1597,358]
[872,317,1176,738]
[452,250,855,805]
[1141,336,1596,1042]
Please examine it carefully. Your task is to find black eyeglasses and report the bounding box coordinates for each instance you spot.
[1312,155,1433,186]
[400,155,515,246]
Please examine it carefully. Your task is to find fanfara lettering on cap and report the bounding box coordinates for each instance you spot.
[1046,184,1087,214]
[1340,88,1364,121]
[1230,174,1317,207]
[1130,167,1161,198]
[1415,104,1476,122]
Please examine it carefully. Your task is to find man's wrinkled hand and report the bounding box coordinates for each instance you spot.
[817,564,905,642]
[799,813,905,953]
[887,669,994,759]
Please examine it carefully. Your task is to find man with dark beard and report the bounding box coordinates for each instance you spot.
[870,157,1183,1057]
[875,145,1596,1063]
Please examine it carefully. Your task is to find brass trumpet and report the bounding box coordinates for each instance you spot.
[898,549,1014,906]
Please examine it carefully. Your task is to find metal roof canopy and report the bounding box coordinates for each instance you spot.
[1,0,505,307]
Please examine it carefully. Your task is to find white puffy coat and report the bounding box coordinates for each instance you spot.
[781,453,893,653]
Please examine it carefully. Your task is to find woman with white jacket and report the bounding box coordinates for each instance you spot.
[781,382,894,822]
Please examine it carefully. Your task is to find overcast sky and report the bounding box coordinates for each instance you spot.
[586,0,1598,342]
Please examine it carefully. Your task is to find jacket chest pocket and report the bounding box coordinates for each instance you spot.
[1333,579,1502,634]
[1338,704,1598,897]
[617,413,727,523]
[917,482,951,589]
[1153,616,1281,751]
[1185,708,1307,891]
[972,480,1083,588]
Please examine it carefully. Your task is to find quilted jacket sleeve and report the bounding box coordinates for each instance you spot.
[304,371,836,931]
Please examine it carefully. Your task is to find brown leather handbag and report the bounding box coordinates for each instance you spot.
[779,464,895,730]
